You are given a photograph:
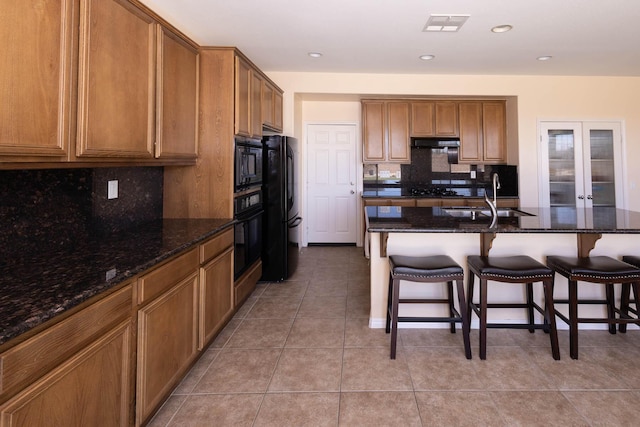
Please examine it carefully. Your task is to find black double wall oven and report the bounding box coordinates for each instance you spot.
[234,137,263,279]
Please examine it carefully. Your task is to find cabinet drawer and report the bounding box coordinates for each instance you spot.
[0,284,133,399]
[200,228,234,264]
[138,249,198,305]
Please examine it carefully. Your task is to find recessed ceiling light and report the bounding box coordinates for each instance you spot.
[491,24,513,33]
[308,52,322,58]
[423,14,470,32]
[537,55,553,61]
[419,54,435,61]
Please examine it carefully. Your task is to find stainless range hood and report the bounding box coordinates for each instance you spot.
[411,138,459,164]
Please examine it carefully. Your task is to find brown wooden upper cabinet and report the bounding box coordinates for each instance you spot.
[0,0,77,161]
[235,56,264,138]
[411,101,459,137]
[76,0,157,159]
[155,26,199,160]
[458,101,506,164]
[262,81,284,132]
[362,100,411,163]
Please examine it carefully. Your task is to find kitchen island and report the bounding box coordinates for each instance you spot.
[365,205,640,329]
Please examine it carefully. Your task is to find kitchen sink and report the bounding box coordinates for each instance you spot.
[442,207,534,218]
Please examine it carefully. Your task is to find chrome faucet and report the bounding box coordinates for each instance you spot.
[484,172,501,227]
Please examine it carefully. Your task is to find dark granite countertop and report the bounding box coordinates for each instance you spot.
[0,218,235,347]
[366,206,640,234]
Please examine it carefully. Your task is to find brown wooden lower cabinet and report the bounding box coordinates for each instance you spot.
[136,250,200,424]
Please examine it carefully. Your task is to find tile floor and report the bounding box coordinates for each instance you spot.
[149,246,640,426]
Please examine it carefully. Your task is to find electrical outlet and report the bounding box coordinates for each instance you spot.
[470,171,477,179]
[108,180,118,199]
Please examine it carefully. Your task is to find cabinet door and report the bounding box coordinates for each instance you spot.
[155,26,198,159]
[362,101,385,162]
[273,90,283,131]
[137,272,199,424]
[458,102,483,163]
[0,321,132,427]
[482,102,507,163]
[411,102,435,136]
[235,57,251,136]
[262,81,275,128]
[199,247,234,349]
[250,72,263,137]
[387,102,410,162]
[434,102,458,136]
[76,0,155,159]
[0,0,76,159]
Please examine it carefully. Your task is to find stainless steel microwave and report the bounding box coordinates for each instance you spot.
[234,136,263,192]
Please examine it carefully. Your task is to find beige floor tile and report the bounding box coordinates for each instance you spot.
[193,348,280,393]
[173,348,221,394]
[406,347,482,390]
[146,395,187,427]
[167,394,263,427]
[225,318,293,348]
[254,392,340,427]
[261,280,309,298]
[210,318,242,348]
[245,296,302,319]
[400,327,468,348]
[338,392,422,427]
[285,317,345,348]
[471,346,555,390]
[529,346,630,390]
[297,295,347,318]
[341,347,413,391]
[562,390,640,426]
[268,348,343,392]
[415,391,507,426]
[344,317,389,348]
[233,296,258,318]
[346,294,370,318]
[306,279,349,297]
[490,391,589,426]
[575,346,640,389]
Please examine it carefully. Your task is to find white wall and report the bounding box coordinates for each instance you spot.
[267,72,640,212]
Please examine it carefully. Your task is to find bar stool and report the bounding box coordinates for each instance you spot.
[467,255,560,360]
[621,256,640,326]
[546,255,640,359]
[386,255,471,360]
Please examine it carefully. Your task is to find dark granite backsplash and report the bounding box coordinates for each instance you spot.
[0,167,163,262]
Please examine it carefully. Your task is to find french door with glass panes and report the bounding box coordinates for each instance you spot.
[539,121,624,209]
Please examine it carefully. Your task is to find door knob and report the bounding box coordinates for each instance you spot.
[587,195,593,200]
[350,190,355,194]
[578,195,585,200]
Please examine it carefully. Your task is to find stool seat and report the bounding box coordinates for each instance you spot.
[623,255,640,267]
[390,255,464,279]
[386,255,471,360]
[547,256,640,281]
[468,255,553,280]
[467,255,559,360]
[547,255,640,359]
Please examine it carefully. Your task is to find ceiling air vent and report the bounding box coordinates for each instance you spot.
[423,14,470,32]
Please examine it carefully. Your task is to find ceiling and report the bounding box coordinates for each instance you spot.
[139,0,640,76]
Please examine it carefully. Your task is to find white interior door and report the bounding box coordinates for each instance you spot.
[306,124,357,243]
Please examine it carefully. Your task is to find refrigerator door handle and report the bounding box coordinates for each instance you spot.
[288,217,303,227]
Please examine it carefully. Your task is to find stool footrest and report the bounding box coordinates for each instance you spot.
[486,323,550,330]
[398,298,450,304]
[397,316,463,323]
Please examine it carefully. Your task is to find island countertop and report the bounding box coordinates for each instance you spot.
[0,218,235,347]
[366,206,640,234]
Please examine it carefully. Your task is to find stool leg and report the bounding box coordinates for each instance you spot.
[633,282,640,329]
[606,283,616,334]
[568,279,579,360]
[479,278,488,360]
[455,279,472,359]
[390,278,401,359]
[467,272,475,327]
[542,278,560,360]
[620,282,631,333]
[447,281,456,333]
[386,273,393,333]
[526,282,535,333]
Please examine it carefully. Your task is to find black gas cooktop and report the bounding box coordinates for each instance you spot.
[409,186,459,197]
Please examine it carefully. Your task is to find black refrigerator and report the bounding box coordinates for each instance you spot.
[261,135,302,281]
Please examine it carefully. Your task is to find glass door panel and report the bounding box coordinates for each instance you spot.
[547,129,577,207]
[587,129,615,207]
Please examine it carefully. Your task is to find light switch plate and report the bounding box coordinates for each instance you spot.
[108,180,118,199]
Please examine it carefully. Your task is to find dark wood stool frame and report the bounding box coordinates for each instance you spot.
[547,255,640,359]
[467,256,560,361]
[386,255,472,360]
[621,256,640,325]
